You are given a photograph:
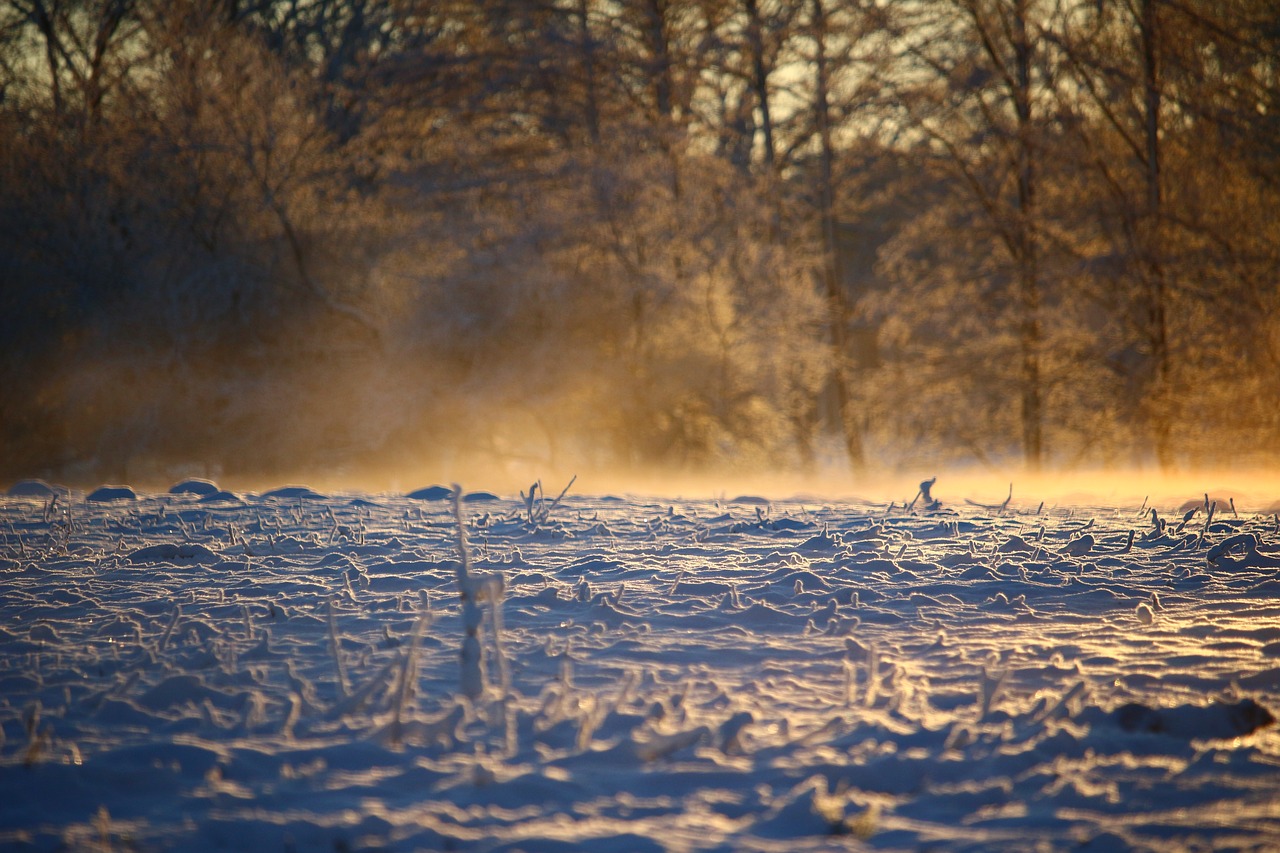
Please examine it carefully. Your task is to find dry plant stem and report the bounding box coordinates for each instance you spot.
[979,666,1008,720]
[391,608,431,737]
[488,579,510,695]
[864,645,880,708]
[1118,530,1135,555]
[541,475,577,521]
[523,475,578,525]
[327,599,349,699]
[964,483,1013,512]
[1197,501,1217,549]
[523,482,541,524]
[332,657,399,718]
[156,605,180,652]
[452,485,487,700]
[1206,533,1280,569]
[484,574,513,753]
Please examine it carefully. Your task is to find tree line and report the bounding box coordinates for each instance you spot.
[2,0,1278,486]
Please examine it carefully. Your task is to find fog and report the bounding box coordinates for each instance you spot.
[3,1,1279,494]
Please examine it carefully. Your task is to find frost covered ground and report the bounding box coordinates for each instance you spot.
[2,479,1280,852]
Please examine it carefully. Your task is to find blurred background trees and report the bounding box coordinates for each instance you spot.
[1,0,1277,488]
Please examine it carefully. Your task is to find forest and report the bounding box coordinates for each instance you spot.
[2,0,1278,488]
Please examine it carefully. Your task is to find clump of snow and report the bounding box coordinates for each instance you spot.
[406,485,453,501]
[85,484,138,502]
[6,479,64,498]
[198,489,240,503]
[168,478,220,497]
[260,485,327,500]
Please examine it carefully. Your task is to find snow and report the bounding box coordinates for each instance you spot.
[407,485,455,502]
[84,485,138,503]
[6,481,64,498]
[2,482,1279,851]
[169,479,221,498]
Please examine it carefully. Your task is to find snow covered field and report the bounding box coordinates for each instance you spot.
[2,479,1279,852]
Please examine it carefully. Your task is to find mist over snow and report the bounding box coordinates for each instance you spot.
[3,480,1280,851]
[5,1,1280,847]
[5,1,1280,487]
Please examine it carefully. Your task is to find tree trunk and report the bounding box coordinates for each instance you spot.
[575,0,602,145]
[1139,0,1173,468]
[744,0,776,170]
[1011,0,1043,471]
[812,0,866,475]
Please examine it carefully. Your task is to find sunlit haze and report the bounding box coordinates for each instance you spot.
[3,3,1280,850]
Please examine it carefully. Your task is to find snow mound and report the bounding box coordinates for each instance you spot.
[168,478,220,496]
[86,485,137,502]
[260,485,327,500]
[6,479,63,497]
[198,490,241,503]
[407,485,453,501]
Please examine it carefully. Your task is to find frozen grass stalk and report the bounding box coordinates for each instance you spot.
[327,599,350,699]
[487,577,510,695]
[452,485,487,700]
[979,666,1007,720]
[387,608,431,745]
[864,645,880,708]
[522,475,577,526]
[156,605,181,652]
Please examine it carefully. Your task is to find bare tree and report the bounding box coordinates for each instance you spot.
[883,0,1067,471]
